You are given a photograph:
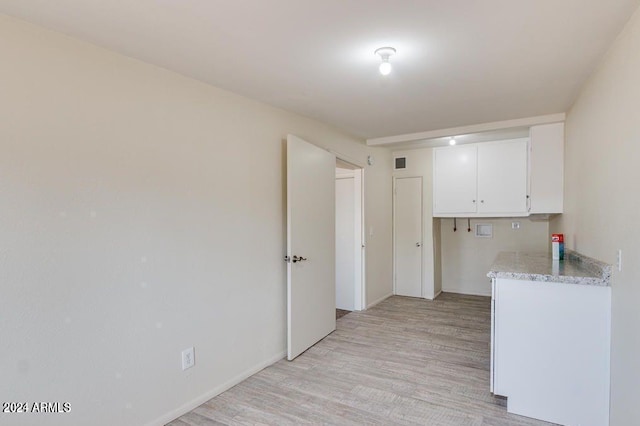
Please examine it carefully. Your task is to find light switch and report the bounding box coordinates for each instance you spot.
[617,249,622,272]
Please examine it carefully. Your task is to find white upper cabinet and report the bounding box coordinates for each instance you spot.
[529,123,564,214]
[477,139,528,215]
[433,145,477,215]
[433,138,529,217]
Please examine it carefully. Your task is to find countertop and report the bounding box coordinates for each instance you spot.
[487,250,611,286]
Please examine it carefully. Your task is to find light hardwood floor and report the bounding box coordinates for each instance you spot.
[168,293,554,425]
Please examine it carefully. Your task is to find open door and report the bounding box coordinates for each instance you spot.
[286,134,336,360]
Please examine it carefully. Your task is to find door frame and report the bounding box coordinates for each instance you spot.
[332,152,366,311]
[392,176,424,298]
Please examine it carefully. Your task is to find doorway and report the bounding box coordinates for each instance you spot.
[335,158,364,315]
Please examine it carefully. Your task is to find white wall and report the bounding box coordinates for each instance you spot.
[392,149,438,299]
[440,218,549,296]
[551,7,640,425]
[0,14,392,426]
[365,155,394,307]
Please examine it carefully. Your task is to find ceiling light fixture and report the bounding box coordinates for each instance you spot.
[375,47,396,76]
[449,137,457,146]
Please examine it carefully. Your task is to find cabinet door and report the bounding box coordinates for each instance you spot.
[477,139,528,215]
[433,145,477,215]
[494,278,611,425]
[529,123,564,214]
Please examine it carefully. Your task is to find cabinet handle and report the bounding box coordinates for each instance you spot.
[472,199,476,203]
[481,200,485,203]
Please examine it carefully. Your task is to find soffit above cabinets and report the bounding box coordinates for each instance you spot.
[390,127,532,150]
[368,113,564,149]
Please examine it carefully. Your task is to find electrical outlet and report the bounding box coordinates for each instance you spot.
[182,347,195,370]
[511,222,520,230]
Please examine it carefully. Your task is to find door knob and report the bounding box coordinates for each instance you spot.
[285,255,308,263]
[416,242,421,247]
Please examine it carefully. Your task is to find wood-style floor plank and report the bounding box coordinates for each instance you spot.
[167,293,555,425]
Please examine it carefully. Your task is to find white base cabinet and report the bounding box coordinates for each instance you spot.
[491,278,611,426]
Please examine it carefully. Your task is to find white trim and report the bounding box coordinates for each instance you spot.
[329,150,365,168]
[366,113,566,146]
[334,154,366,312]
[445,289,492,297]
[147,351,286,426]
[359,168,367,309]
[366,292,393,309]
[392,177,396,296]
[335,173,355,179]
[423,290,442,300]
[352,169,364,311]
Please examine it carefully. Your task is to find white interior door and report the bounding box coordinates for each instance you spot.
[287,134,336,360]
[394,177,423,298]
[336,176,355,311]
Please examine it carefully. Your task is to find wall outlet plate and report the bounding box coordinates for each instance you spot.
[182,347,195,370]
[475,223,493,238]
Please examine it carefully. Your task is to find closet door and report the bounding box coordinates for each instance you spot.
[394,177,423,298]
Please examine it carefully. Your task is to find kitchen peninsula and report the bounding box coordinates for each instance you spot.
[488,251,611,426]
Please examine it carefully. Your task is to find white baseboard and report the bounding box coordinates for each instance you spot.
[443,288,491,297]
[422,290,443,300]
[147,350,286,426]
[366,292,393,309]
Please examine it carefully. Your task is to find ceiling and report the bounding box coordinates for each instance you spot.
[1,1,638,140]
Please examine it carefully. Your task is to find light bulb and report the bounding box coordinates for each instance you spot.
[375,47,396,76]
[379,61,392,76]
[449,137,456,146]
